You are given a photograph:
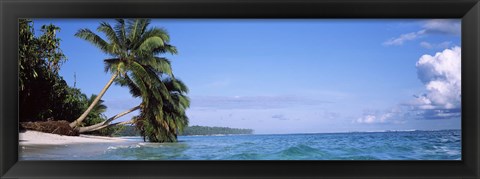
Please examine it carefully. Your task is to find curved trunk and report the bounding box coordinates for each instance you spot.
[78,105,141,133]
[70,72,119,128]
[85,119,135,132]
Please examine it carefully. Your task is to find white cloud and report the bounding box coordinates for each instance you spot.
[356,115,377,124]
[383,30,426,46]
[413,46,461,111]
[355,109,404,124]
[384,19,460,46]
[357,46,461,123]
[423,19,461,35]
[420,41,452,49]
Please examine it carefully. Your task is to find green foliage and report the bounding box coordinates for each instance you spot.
[19,19,39,91]
[134,78,190,142]
[39,24,67,74]
[180,126,254,136]
[80,94,119,136]
[19,20,111,137]
[112,125,139,136]
[76,19,189,143]
[49,85,88,121]
[19,19,84,122]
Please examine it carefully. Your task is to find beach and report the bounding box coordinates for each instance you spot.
[19,130,136,160]
[20,130,126,146]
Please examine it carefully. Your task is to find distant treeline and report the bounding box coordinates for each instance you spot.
[114,125,253,136]
[113,125,139,136]
[181,125,254,136]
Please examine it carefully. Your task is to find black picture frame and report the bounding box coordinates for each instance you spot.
[1,0,479,178]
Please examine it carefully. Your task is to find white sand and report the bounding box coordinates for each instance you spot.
[20,130,126,146]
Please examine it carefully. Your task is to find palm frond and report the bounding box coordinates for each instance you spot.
[88,94,107,114]
[103,58,121,73]
[152,44,178,55]
[97,22,122,54]
[114,75,142,97]
[133,27,169,50]
[138,36,166,56]
[114,19,127,55]
[142,57,173,77]
[130,68,149,100]
[144,67,174,105]
[75,28,113,55]
[127,19,151,48]
[162,78,189,95]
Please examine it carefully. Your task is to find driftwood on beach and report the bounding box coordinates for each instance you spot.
[21,120,79,136]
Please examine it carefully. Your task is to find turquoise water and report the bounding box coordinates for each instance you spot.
[20,130,461,160]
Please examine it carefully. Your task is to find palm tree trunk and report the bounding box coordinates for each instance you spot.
[70,72,119,128]
[77,105,141,133]
[85,119,135,133]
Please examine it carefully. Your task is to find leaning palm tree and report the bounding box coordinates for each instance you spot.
[70,19,176,129]
[134,77,190,142]
[78,77,190,143]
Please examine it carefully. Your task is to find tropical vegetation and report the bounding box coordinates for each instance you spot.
[70,19,188,142]
[19,19,115,135]
[20,19,85,123]
[20,19,190,142]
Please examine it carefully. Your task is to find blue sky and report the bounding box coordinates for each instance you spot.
[32,19,461,134]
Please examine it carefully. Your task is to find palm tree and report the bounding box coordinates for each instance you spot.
[70,19,177,129]
[77,94,107,132]
[77,78,190,142]
[84,94,107,122]
[134,78,190,142]
[79,94,114,135]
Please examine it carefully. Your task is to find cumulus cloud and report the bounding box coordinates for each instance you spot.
[357,46,461,123]
[384,19,460,46]
[411,46,461,118]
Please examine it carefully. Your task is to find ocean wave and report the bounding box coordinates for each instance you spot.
[107,144,141,150]
[275,144,331,159]
[227,153,262,160]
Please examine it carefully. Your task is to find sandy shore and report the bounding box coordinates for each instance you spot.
[20,130,127,146]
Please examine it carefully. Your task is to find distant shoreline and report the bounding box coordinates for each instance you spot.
[116,129,461,138]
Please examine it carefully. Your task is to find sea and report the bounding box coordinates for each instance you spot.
[19,129,461,160]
